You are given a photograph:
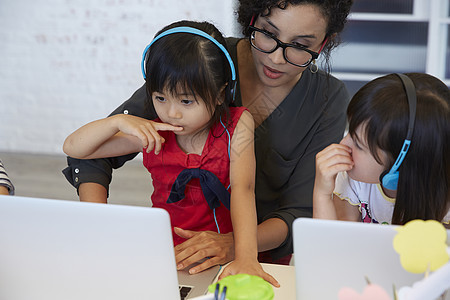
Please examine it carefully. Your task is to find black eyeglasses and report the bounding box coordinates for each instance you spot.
[248,25,321,67]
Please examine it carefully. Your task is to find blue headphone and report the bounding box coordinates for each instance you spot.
[380,73,417,190]
[140,26,237,103]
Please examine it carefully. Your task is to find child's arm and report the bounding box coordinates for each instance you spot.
[218,110,279,287]
[313,143,359,221]
[63,114,182,159]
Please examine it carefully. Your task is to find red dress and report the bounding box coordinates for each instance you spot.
[143,107,247,246]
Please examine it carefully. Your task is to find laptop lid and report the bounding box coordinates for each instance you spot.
[293,218,450,299]
[0,195,180,300]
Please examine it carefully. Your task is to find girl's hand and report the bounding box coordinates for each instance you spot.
[314,143,353,198]
[112,114,182,154]
[218,259,280,288]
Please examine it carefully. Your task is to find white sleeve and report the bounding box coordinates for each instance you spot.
[443,210,450,224]
[333,171,361,207]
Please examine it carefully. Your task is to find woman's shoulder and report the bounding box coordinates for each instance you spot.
[311,69,347,90]
[225,37,243,48]
[292,69,349,113]
[304,69,350,106]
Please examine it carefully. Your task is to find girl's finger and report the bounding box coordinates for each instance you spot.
[153,122,183,132]
[144,124,164,154]
[316,153,353,174]
[317,144,352,160]
[152,131,163,155]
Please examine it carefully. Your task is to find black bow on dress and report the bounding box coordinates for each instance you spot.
[166,168,230,210]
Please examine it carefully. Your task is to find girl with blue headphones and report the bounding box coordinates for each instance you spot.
[313,73,450,227]
[63,20,278,286]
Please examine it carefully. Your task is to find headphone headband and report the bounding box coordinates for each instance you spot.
[396,73,417,141]
[141,26,236,82]
[381,73,417,190]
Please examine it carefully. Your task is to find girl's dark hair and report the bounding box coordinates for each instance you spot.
[144,20,232,130]
[347,73,450,225]
[236,0,353,73]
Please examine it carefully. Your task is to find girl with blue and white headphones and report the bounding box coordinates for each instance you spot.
[63,20,278,286]
[314,73,450,227]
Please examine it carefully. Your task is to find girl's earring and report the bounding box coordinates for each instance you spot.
[309,59,318,74]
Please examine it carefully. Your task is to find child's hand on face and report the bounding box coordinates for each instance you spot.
[113,114,183,154]
[314,143,354,197]
[218,258,280,288]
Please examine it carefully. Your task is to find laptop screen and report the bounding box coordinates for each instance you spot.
[0,195,181,300]
[293,218,449,299]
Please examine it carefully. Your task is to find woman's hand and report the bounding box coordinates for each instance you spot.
[112,114,183,154]
[219,259,280,288]
[173,228,235,274]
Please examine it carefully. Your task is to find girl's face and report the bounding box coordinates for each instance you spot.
[251,4,328,88]
[152,88,213,137]
[340,125,388,184]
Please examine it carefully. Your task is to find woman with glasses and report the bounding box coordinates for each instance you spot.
[63,0,353,274]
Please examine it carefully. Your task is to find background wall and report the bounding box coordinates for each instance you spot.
[2,0,449,156]
[0,0,239,155]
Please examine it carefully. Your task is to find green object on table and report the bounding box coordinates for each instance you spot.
[208,274,274,300]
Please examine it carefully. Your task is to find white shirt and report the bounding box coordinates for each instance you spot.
[333,172,450,224]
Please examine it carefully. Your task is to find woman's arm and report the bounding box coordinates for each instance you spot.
[62,85,156,202]
[255,218,289,252]
[78,183,108,203]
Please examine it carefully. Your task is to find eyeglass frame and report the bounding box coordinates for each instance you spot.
[248,24,327,68]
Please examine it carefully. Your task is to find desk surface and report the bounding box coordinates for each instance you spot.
[260,263,296,300]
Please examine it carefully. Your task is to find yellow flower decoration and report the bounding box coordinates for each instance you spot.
[393,219,449,274]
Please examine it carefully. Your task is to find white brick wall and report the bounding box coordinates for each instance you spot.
[0,0,239,155]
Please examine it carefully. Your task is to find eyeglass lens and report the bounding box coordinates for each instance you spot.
[250,30,313,67]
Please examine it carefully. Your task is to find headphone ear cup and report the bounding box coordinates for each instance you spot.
[229,80,237,104]
[224,80,237,105]
[380,170,399,191]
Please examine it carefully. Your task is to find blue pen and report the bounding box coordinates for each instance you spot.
[219,286,227,300]
[214,283,220,300]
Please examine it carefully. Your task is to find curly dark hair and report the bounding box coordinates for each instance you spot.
[237,0,353,72]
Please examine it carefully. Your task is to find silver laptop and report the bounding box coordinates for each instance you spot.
[0,195,219,300]
[178,262,220,299]
[293,218,450,299]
